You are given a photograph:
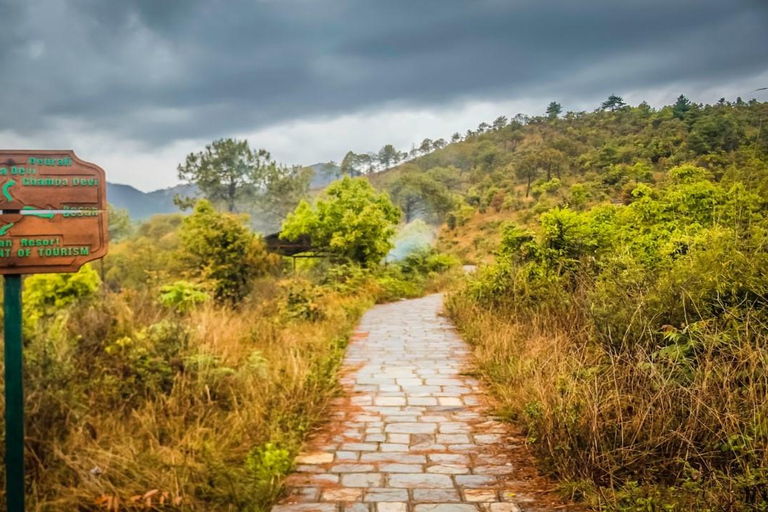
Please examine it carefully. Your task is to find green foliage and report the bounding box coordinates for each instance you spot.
[246,443,294,508]
[179,200,277,303]
[282,280,326,322]
[159,281,211,313]
[24,265,101,323]
[103,213,184,289]
[399,248,460,276]
[601,94,627,111]
[689,112,743,154]
[546,101,563,120]
[177,138,275,213]
[458,159,768,509]
[281,177,401,266]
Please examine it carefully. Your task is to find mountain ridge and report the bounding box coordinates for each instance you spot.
[108,162,340,220]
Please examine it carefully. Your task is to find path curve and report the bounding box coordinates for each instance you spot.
[273,294,572,512]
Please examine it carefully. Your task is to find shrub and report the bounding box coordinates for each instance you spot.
[24,265,101,323]
[178,200,278,303]
[159,281,211,313]
[453,165,768,509]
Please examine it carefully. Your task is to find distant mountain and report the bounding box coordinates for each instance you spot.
[107,183,198,220]
[308,162,341,190]
[109,162,340,221]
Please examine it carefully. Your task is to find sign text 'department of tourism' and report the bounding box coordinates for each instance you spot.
[0,150,108,274]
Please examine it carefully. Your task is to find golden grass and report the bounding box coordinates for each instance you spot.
[447,294,768,510]
[2,281,374,511]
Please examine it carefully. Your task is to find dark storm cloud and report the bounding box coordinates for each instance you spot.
[1,0,766,145]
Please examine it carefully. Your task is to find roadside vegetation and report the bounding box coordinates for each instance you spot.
[0,174,458,510]
[410,97,768,510]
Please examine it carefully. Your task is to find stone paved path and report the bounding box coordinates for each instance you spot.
[273,295,571,512]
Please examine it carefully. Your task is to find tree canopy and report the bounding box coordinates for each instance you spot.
[280,177,401,265]
[177,138,273,213]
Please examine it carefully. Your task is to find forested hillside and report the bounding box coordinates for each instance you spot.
[368,96,767,262]
[369,96,768,510]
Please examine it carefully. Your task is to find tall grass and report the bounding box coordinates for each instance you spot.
[448,293,768,510]
[0,280,372,511]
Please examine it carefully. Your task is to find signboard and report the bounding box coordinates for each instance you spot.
[0,150,108,274]
[1,149,110,511]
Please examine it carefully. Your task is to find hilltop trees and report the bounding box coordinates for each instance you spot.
[378,144,399,169]
[493,116,509,130]
[546,101,563,120]
[672,94,693,119]
[601,94,626,111]
[281,177,401,265]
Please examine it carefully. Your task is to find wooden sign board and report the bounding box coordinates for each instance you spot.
[0,150,108,274]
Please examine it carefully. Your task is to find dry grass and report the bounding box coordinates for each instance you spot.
[2,281,374,511]
[447,294,768,510]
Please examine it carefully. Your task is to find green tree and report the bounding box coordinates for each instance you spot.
[601,94,626,112]
[177,138,273,213]
[546,101,563,120]
[432,139,447,151]
[107,204,133,242]
[281,177,401,265]
[378,144,399,170]
[516,152,540,198]
[493,116,509,130]
[178,200,276,303]
[688,113,743,154]
[341,151,361,176]
[253,164,311,233]
[537,147,567,180]
[672,94,692,120]
[388,169,456,223]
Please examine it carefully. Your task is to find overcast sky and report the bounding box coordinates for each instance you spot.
[1,0,767,191]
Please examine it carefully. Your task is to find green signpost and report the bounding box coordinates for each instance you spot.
[0,150,108,511]
[4,275,23,511]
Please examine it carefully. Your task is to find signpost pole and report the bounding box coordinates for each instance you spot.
[0,149,109,510]
[4,274,25,511]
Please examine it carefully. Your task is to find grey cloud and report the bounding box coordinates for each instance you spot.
[1,0,766,147]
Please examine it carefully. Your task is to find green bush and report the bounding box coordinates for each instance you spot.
[179,200,278,303]
[159,280,211,313]
[281,280,326,322]
[246,443,294,508]
[458,163,768,508]
[24,265,101,323]
[399,248,460,276]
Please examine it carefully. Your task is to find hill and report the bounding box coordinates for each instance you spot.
[369,97,768,261]
[108,162,339,221]
[107,183,198,220]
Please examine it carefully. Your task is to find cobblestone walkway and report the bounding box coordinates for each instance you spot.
[273,295,569,512]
